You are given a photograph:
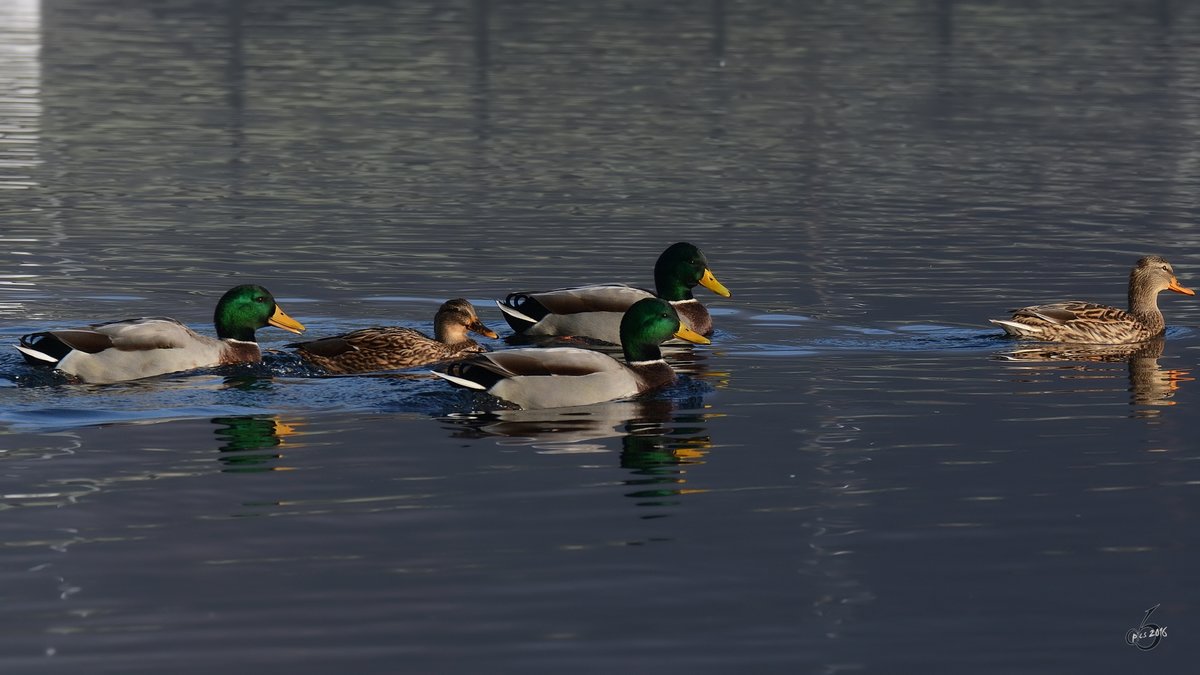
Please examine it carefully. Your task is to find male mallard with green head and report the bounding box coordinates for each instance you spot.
[990,255,1195,344]
[16,284,305,383]
[496,242,731,345]
[435,297,709,409]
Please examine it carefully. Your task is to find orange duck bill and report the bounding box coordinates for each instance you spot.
[469,319,499,339]
[1169,277,1196,296]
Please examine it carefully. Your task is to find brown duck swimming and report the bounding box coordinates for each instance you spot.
[990,256,1195,344]
[290,298,497,373]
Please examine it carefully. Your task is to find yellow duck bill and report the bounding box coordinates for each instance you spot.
[699,268,731,298]
[269,305,306,334]
[674,324,711,344]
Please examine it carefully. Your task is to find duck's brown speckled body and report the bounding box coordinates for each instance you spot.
[291,298,497,374]
[990,256,1194,344]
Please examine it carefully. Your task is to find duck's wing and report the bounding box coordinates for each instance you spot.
[289,326,473,372]
[473,347,622,377]
[991,301,1153,343]
[17,317,230,383]
[498,284,651,322]
[290,327,427,357]
[88,317,211,349]
[18,317,209,363]
[523,284,652,315]
[497,285,654,342]
[436,347,619,386]
[289,335,357,358]
[1011,301,1129,325]
[435,347,638,409]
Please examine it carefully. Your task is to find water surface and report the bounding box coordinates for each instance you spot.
[2,1,1199,672]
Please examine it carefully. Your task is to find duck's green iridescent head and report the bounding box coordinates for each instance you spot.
[653,242,731,301]
[620,297,710,362]
[214,284,306,342]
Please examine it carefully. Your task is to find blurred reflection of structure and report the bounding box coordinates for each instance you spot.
[0,0,46,319]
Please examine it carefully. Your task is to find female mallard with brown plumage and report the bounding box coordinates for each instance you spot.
[290,298,498,373]
[990,256,1195,344]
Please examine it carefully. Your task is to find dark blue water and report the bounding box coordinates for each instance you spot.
[3,0,1199,672]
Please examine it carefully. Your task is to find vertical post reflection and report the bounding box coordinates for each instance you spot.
[471,0,491,141]
[0,0,43,316]
[711,0,726,64]
[1157,0,1172,28]
[935,0,954,48]
[225,0,247,199]
[0,0,41,191]
[469,0,493,224]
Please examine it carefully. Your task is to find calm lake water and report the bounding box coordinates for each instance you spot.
[2,0,1199,672]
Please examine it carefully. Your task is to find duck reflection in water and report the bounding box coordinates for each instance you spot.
[618,399,715,508]
[213,415,303,471]
[997,337,1190,415]
[439,396,717,508]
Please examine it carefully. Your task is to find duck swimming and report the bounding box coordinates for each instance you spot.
[289,298,498,373]
[16,284,305,383]
[990,255,1194,344]
[435,297,709,409]
[496,242,730,345]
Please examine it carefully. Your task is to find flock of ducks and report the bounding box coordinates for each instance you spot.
[13,250,1194,410]
[15,242,728,409]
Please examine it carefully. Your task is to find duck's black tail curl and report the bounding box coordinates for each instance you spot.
[497,293,548,332]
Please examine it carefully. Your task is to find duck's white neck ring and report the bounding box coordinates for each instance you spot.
[627,358,667,367]
[669,299,699,306]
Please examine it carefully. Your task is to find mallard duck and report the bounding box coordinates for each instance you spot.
[289,298,498,373]
[990,256,1195,344]
[496,241,731,345]
[434,297,709,409]
[16,284,305,384]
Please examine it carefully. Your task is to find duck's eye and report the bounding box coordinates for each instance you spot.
[254,296,267,303]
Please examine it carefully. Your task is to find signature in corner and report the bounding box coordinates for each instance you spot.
[1125,604,1168,651]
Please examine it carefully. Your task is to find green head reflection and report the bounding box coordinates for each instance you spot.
[213,416,302,472]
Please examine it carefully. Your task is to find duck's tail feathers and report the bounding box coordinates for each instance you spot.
[16,331,76,365]
[989,319,1042,336]
[495,298,539,333]
[431,369,487,390]
[15,343,60,364]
